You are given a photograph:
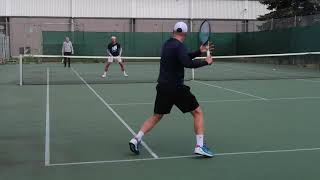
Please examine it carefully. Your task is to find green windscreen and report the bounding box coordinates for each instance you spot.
[42,25,320,56]
[236,25,320,55]
[43,32,237,56]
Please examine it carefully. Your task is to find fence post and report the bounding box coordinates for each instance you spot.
[19,54,23,86]
[192,68,195,80]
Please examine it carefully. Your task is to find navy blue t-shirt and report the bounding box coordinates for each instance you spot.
[107,43,121,56]
[157,38,208,87]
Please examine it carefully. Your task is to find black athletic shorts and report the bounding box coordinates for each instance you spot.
[154,84,199,114]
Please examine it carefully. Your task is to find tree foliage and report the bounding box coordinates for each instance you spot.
[258,0,320,20]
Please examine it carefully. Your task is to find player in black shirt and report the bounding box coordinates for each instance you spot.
[102,36,128,77]
[129,22,214,157]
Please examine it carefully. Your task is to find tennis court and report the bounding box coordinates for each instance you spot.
[1,58,320,179]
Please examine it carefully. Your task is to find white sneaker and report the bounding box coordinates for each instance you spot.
[194,145,214,157]
[123,71,128,77]
[129,138,141,155]
[102,73,107,78]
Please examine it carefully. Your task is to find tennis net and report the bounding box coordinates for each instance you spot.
[19,52,320,85]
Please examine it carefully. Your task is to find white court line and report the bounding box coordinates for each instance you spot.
[192,80,268,100]
[110,102,155,106]
[202,96,320,102]
[48,147,320,166]
[296,79,320,83]
[217,64,320,83]
[216,62,320,81]
[216,63,278,78]
[108,96,320,106]
[108,99,262,106]
[71,68,159,159]
[269,96,320,101]
[45,68,50,166]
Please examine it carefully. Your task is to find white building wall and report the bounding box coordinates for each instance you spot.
[4,0,70,17]
[134,0,190,19]
[193,0,243,19]
[73,0,132,18]
[0,0,268,20]
[0,0,6,16]
[247,1,269,19]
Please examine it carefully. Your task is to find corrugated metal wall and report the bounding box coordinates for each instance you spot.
[73,0,132,18]
[248,1,269,19]
[134,0,190,19]
[5,0,70,17]
[0,0,6,16]
[0,0,268,20]
[193,0,244,19]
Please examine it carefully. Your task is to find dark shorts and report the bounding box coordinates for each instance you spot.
[154,84,199,114]
[64,52,72,57]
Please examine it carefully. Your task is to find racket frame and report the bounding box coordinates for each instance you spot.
[199,20,211,57]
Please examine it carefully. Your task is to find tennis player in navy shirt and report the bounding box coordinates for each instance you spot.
[129,22,214,157]
[102,36,128,77]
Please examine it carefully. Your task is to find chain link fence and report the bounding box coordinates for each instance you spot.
[2,14,320,58]
[0,23,10,64]
[249,14,320,32]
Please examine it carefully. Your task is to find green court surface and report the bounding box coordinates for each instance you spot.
[1,63,320,180]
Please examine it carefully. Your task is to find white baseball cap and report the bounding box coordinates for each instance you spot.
[174,22,188,33]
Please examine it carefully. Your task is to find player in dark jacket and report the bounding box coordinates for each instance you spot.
[129,22,214,157]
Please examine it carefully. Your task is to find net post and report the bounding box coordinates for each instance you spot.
[192,68,195,80]
[19,54,23,86]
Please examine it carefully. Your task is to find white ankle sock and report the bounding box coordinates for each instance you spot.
[135,131,144,141]
[196,134,204,147]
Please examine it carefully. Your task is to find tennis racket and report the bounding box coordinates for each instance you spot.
[198,20,211,57]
